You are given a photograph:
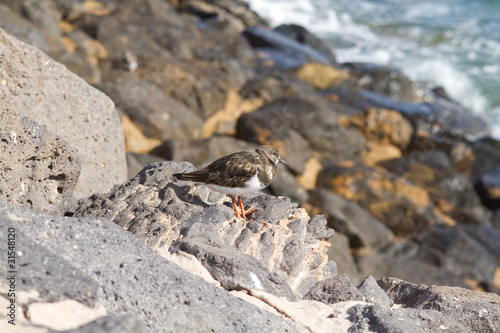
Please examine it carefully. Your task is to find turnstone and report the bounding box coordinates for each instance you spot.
[173,145,289,220]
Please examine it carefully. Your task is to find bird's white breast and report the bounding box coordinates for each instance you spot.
[206,171,264,196]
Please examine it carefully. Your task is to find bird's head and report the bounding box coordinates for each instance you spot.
[258,145,290,166]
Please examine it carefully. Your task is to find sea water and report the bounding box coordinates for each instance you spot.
[245,0,500,138]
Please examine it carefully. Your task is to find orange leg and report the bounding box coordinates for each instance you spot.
[238,195,257,220]
[231,197,242,219]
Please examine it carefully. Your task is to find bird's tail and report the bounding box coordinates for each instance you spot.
[173,171,209,183]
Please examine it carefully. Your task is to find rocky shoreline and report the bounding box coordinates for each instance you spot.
[1,0,500,332]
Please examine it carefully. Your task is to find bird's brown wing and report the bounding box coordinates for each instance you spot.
[204,151,262,188]
[174,150,264,187]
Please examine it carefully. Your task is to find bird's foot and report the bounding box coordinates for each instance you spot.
[240,207,257,221]
[235,196,257,221]
[231,198,255,221]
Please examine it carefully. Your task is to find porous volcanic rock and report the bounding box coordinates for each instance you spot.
[69,161,336,298]
[0,200,300,333]
[379,277,500,332]
[0,28,127,201]
[0,109,80,215]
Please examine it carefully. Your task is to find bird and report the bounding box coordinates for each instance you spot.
[173,145,290,220]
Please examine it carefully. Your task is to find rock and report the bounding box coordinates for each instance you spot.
[0,3,50,53]
[304,274,392,308]
[363,142,403,166]
[274,24,337,66]
[406,136,475,175]
[346,303,432,332]
[1,200,301,333]
[238,75,304,105]
[450,141,476,175]
[295,63,348,90]
[357,276,392,308]
[52,26,107,84]
[377,278,428,306]
[174,237,297,301]
[334,67,490,138]
[343,63,431,103]
[2,0,64,53]
[63,316,148,333]
[2,0,500,329]
[27,300,107,331]
[236,106,313,174]
[134,59,239,121]
[417,226,498,286]
[302,273,493,332]
[243,26,333,69]
[381,150,490,226]
[69,161,336,298]
[92,12,170,61]
[379,277,500,332]
[126,152,163,180]
[461,225,500,257]
[0,28,127,201]
[13,0,61,38]
[326,233,360,283]
[121,115,162,154]
[308,189,394,249]
[474,165,500,210]
[179,0,267,32]
[150,136,257,167]
[53,49,103,85]
[471,137,500,181]
[269,166,309,205]
[351,107,413,151]
[158,249,221,287]
[97,72,203,141]
[359,89,489,138]
[236,96,367,168]
[297,157,323,190]
[15,234,98,307]
[352,238,480,291]
[0,110,80,215]
[304,274,364,303]
[92,3,256,118]
[249,289,366,332]
[317,164,446,236]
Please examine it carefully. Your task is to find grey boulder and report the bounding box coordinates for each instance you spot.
[0,27,127,201]
[0,200,300,333]
[69,161,336,298]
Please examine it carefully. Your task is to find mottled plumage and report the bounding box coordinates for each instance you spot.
[173,145,289,219]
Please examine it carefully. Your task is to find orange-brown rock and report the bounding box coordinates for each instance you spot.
[380,151,490,225]
[295,63,349,90]
[236,97,367,172]
[408,136,475,175]
[352,107,413,151]
[121,115,161,153]
[297,157,323,190]
[363,142,402,166]
[317,164,447,236]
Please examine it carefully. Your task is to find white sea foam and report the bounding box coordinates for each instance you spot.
[244,0,500,138]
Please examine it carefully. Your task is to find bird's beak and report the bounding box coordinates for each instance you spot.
[279,157,290,166]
